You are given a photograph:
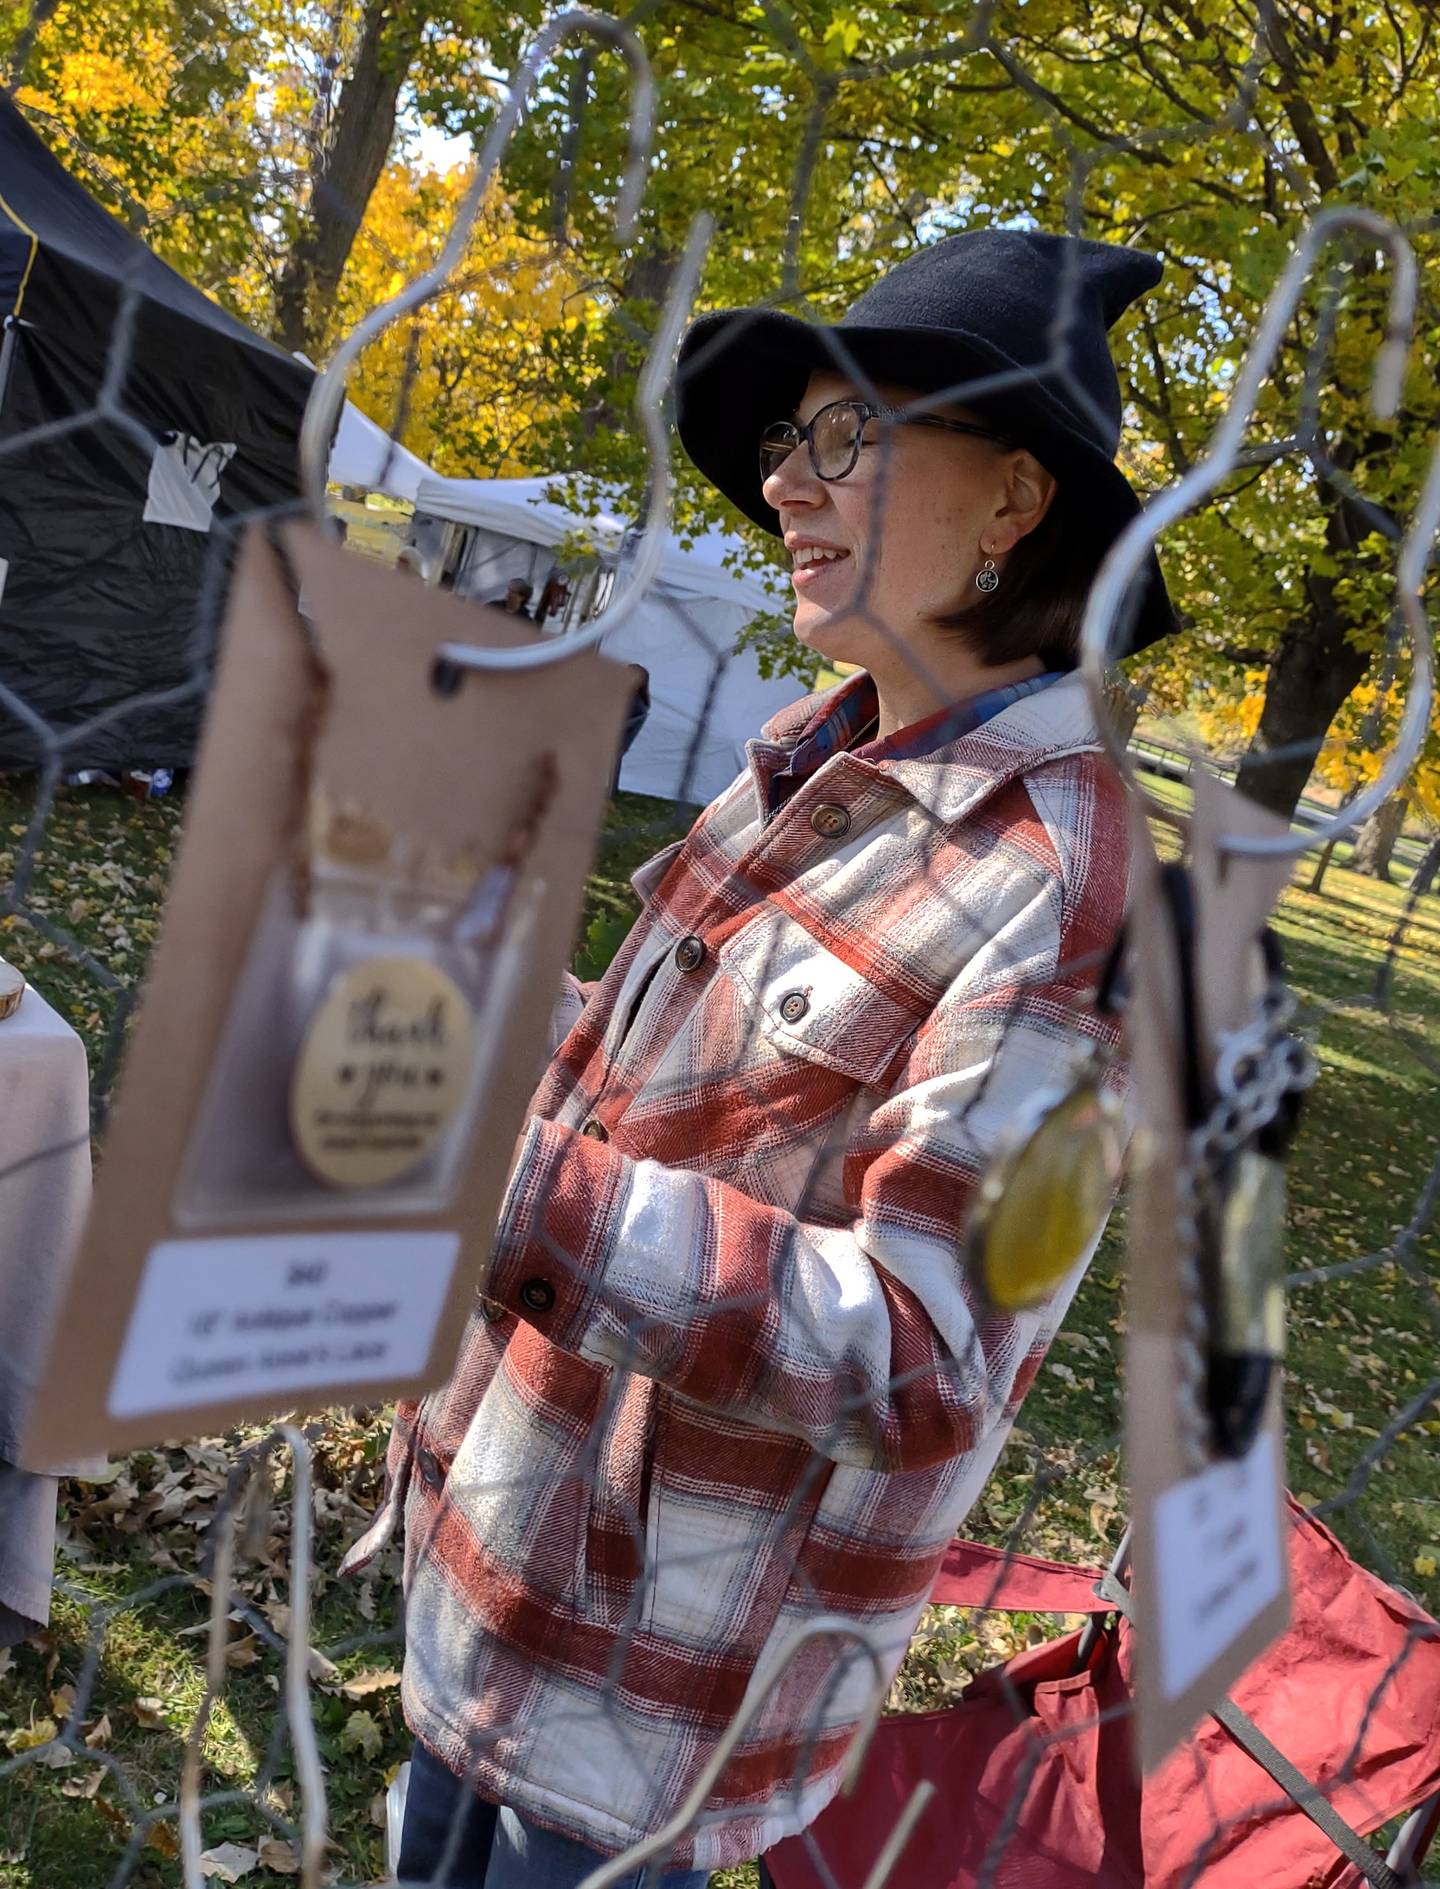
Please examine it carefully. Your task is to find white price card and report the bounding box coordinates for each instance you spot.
[1153,1429,1285,1702]
[109,1231,460,1418]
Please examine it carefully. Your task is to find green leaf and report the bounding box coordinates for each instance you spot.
[337,1710,383,1761]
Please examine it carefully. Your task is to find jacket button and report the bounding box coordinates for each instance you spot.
[520,1277,555,1314]
[778,990,810,1024]
[417,1447,443,1490]
[674,934,707,972]
[809,801,851,839]
[582,1119,609,1142]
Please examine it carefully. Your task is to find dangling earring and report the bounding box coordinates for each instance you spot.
[975,552,1000,594]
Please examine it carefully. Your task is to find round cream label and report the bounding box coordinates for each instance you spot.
[290,955,476,1188]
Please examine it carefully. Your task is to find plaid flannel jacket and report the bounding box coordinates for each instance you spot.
[343,670,1129,1870]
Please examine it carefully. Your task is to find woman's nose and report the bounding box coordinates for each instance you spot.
[761,446,824,513]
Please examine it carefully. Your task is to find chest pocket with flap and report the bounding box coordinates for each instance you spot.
[716,908,923,1091]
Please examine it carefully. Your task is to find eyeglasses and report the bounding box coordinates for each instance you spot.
[758,398,1011,486]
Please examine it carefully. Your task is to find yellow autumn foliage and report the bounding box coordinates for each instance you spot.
[306,162,595,478]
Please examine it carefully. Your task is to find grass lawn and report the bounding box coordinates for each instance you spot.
[0,775,1436,1887]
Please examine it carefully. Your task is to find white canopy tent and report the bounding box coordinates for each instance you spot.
[328,402,435,503]
[409,474,808,805]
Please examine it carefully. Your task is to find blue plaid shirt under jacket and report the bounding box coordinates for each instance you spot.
[764,668,1067,817]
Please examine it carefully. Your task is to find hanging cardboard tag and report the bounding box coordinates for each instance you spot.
[24,522,634,1464]
[1125,769,1296,1771]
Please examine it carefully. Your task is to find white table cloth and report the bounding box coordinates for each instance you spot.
[0,980,95,1643]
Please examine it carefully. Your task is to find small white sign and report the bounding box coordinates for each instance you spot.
[143,434,237,532]
[1154,1430,1285,1700]
[109,1231,460,1417]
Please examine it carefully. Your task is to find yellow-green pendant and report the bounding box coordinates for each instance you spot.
[966,1079,1125,1313]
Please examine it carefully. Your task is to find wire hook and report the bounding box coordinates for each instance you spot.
[298,9,656,517]
[434,204,713,673]
[1080,206,1429,859]
[178,1425,326,1889]
[574,1615,895,1889]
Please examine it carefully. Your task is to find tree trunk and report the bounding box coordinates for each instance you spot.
[1417,833,1440,899]
[273,0,430,358]
[577,248,680,440]
[1234,484,1376,822]
[1372,832,1440,1010]
[1349,793,1409,882]
[1233,619,1368,821]
[1307,783,1367,897]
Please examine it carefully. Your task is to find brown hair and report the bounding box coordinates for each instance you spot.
[931,477,1099,670]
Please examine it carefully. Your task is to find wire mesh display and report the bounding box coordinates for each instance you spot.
[1,3,1438,1887]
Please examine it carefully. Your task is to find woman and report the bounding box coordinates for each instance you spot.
[346,228,1175,1886]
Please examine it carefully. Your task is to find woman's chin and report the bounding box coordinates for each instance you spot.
[792,603,869,668]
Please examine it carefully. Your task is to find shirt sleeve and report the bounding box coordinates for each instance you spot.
[548,971,596,1056]
[485,882,1115,1476]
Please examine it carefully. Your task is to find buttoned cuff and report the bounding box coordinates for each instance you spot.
[486,1117,623,1344]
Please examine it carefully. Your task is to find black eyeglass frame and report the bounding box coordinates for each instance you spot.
[758,398,1013,485]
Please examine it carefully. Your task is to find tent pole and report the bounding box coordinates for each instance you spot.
[0,317,17,421]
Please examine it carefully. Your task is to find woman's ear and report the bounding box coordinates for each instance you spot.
[989,452,1057,555]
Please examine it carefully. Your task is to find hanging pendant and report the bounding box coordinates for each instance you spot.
[290,955,477,1188]
[975,556,1000,594]
[1202,1142,1289,1457]
[964,1049,1125,1313]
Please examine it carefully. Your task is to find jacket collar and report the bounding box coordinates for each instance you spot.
[747,671,1103,829]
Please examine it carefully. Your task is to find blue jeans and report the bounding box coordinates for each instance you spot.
[396,1740,711,1888]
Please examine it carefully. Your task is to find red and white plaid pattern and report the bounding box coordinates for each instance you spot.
[343,672,1130,1870]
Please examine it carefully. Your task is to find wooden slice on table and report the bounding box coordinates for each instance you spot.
[0,957,23,1021]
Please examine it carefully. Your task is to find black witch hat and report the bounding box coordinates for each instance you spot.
[676,228,1176,654]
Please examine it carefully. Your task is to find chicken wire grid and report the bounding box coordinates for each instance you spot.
[0,2,1438,1886]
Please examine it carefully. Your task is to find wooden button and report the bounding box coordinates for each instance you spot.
[582,1119,609,1142]
[778,991,810,1024]
[520,1277,555,1314]
[674,935,707,972]
[809,802,851,839]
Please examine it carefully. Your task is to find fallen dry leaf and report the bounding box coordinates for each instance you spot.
[198,1840,259,1882]
[5,1716,57,1753]
[258,1835,301,1875]
[144,1821,181,1860]
[59,1765,107,1800]
[338,1668,401,1701]
[50,1683,77,1721]
[130,1697,167,1729]
[1304,1436,1332,1474]
[95,1796,130,1838]
[224,1634,262,1669]
[262,1599,292,1638]
[84,1712,112,1749]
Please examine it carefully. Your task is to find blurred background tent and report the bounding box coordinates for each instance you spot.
[409,474,803,805]
[325,390,434,505]
[0,93,313,771]
[0,97,445,773]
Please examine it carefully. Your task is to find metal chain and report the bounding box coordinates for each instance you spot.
[1173,975,1319,1475]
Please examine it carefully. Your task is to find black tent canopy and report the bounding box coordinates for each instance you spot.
[0,96,311,769]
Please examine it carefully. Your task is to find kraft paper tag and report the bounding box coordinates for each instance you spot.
[1126,770,1294,1772]
[23,522,634,1464]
